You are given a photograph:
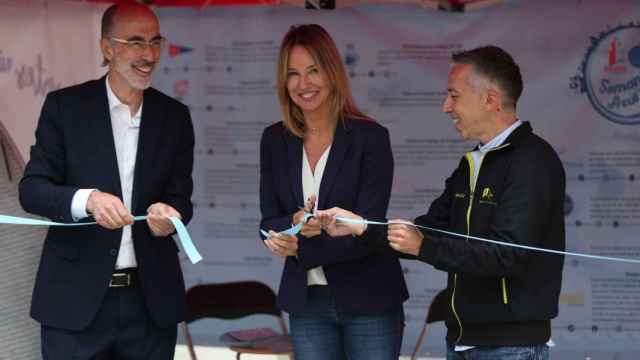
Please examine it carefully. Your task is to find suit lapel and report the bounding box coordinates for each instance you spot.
[91,77,122,198]
[318,122,352,209]
[284,130,304,207]
[131,89,163,215]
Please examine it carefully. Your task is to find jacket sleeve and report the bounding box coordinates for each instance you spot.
[161,104,195,225]
[19,93,79,223]
[417,148,565,278]
[401,163,460,261]
[295,126,394,270]
[259,127,295,236]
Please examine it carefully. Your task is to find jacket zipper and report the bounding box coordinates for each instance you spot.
[501,278,509,304]
[491,144,512,306]
[451,152,483,343]
[452,144,512,343]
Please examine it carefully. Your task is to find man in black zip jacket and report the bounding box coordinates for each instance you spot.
[386,46,565,360]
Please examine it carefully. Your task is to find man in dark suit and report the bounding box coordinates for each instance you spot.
[19,3,194,359]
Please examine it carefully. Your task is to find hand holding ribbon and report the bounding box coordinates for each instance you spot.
[264,230,298,258]
[0,214,202,264]
[294,195,321,238]
[294,207,640,265]
[387,220,424,256]
[315,207,366,237]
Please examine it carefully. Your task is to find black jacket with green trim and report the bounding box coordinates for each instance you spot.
[415,121,565,346]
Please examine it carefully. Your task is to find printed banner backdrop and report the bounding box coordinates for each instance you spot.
[0,0,639,359]
[153,0,640,358]
[0,1,104,359]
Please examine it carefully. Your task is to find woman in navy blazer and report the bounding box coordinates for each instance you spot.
[259,24,408,360]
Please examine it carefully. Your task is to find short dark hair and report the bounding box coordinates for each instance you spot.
[100,4,119,66]
[452,46,523,110]
[101,4,118,38]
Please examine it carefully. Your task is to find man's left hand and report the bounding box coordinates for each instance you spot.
[147,202,181,237]
[387,219,424,256]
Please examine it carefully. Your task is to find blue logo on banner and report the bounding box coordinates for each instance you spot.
[571,23,640,125]
[344,43,359,68]
[344,43,359,78]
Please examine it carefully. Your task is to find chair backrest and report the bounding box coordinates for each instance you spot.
[182,281,291,360]
[411,288,449,360]
[185,281,282,323]
[425,288,449,324]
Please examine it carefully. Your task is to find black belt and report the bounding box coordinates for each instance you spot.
[109,268,137,288]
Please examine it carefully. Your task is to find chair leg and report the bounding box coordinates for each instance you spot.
[236,352,241,360]
[181,322,198,360]
[277,315,289,335]
[411,324,429,360]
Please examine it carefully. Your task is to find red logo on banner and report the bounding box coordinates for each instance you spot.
[169,44,194,58]
[605,37,626,73]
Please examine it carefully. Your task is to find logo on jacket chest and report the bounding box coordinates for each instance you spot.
[479,187,497,206]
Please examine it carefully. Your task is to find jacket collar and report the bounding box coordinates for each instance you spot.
[88,76,122,198]
[284,120,353,209]
[89,75,163,214]
[318,121,353,209]
[131,84,164,214]
[502,121,532,148]
[471,121,533,153]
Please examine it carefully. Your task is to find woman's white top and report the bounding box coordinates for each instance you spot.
[302,145,332,286]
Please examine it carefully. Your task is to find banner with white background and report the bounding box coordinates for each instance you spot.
[1,0,639,358]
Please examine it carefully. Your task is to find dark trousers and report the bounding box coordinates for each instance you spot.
[41,281,177,360]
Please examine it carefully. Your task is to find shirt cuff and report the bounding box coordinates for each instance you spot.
[71,189,97,222]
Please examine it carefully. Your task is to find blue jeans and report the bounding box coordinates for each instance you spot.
[446,343,549,360]
[289,286,404,360]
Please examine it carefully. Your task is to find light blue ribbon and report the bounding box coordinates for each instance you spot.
[0,214,202,264]
[168,216,202,263]
[259,212,640,264]
[260,212,313,238]
[335,217,640,265]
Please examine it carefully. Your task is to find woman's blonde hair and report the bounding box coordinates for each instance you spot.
[276,24,369,138]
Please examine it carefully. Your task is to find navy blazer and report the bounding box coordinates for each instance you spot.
[260,119,408,315]
[19,77,194,330]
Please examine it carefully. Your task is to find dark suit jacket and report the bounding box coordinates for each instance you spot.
[260,119,408,315]
[19,77,194,330]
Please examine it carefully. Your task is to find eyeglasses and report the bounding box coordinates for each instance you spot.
[109,36,166,53]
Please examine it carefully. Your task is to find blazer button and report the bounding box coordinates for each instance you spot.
[110,249,117,256]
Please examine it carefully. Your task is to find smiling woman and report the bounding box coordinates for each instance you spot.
[259,23,408,360]
[275,24,370,138]
[285,46,331,123]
